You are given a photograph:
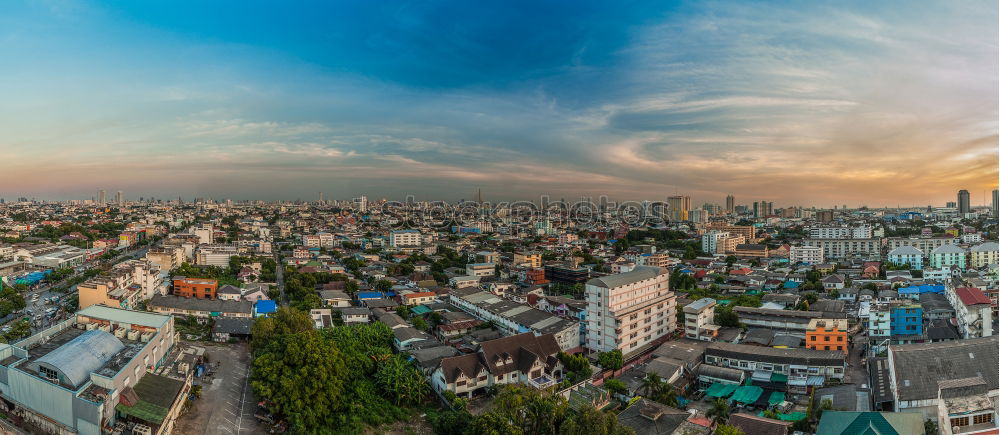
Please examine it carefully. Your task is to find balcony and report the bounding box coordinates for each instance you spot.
[526,374,555,389]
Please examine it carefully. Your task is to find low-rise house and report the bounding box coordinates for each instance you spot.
[319,290,352,307]
[431,333,563,398]
[704,342,846,382]
[339,307,371,324]
[883,336,998,418]
[148,294,253,319]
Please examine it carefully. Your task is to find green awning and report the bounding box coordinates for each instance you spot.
[777,412,807,421]
[732,385,763,404]
[768,391,786,406]
[705,383,738,398]
[770,373,788,383]
[410,305,432,315]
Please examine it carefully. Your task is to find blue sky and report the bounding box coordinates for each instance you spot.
[1,0,997,206]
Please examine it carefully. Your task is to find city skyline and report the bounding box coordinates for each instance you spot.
[1,1,997,205]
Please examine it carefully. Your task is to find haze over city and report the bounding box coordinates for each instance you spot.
[1,1,997,206]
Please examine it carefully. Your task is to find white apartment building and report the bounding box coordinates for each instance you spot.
[808,226,873,239]
[192,224,214,244]
[789,245,824,264]
[194,244,240,267]
[465,263,496,278]
[389,230,422,248]
[585,266,675,355]
[801,238,881,260]
[683,298,718,341]
[701,231,744,255]
[947,286,994,339]
[303,233,335,249]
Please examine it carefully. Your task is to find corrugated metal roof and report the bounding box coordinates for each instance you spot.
[77,305,169,328]
[36,330,124,388]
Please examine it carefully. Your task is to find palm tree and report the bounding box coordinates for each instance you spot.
[640,373,664,398]
[707,398,730,425]
[654,383,679,408]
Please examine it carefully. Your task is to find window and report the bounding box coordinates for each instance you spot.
[951,417,969,428]
[39,366,58,381]
[974,414,993,425]
[824,336,830,342]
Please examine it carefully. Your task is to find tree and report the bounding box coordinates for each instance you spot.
[707,398,730,425]
[251,330,347,432]
[603,379,627,396]
[429,410,473,435]
[412,316,429,331]
[468,411,524,435]
[924,418,938,435]
[714,424,745,435]
[250,307,313,351]
[597,350,624,374]
[640,373,664,398]
[374,355,430,406]
[715,305,740,327]
[558,352,593,384]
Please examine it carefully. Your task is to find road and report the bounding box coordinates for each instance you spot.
[273,251,287,306]
[845,331,869,388]
[7,242,156,333]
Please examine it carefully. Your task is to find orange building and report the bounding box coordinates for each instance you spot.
[172,276,219,299]
[805,318,848,354]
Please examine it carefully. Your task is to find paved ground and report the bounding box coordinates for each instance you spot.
[845,332,869,387]
[174,343,269,435]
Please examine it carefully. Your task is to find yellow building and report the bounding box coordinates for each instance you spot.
[513,251,542,268]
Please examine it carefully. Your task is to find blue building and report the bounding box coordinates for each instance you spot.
[897,284,944,300]
[889,304,922,337]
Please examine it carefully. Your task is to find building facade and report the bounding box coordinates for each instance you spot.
[585,266,676,354]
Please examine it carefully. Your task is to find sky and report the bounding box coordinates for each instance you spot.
[0,0,997,207]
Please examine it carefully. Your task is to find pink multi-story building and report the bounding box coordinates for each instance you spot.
[585,266,676,355]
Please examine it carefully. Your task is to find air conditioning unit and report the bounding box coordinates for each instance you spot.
[114,328,126,338]
[86,323,98,331]
[140,332,153,342]
[98,325,110,332]
[133,424,152,435]
[127,330,139,341]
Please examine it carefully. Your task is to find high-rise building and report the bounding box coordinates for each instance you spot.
[752,200,772,218]
[115,191,123,204]
[725,195,735,213]
[98,190,106,205]
[353,195,368,212]
[585,266,675,354]
[947,201,957,208]
[318,192,324,204]
[958,190,971,214]
[992,189,998,217]
[666,195,691,221]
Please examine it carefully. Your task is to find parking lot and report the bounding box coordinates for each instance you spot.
[174,343,269,435]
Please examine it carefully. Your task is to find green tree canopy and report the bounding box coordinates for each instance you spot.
[250,330,347,432]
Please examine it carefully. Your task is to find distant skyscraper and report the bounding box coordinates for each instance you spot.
[946,201,957,208]
[993,189,998,217]
[666,195,691,221]
[98,190,106,205]
[725,195,735,213]
[115,191,123,204]
[958,189,971,214]
[318,192,324,203]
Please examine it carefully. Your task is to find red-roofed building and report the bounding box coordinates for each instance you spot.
[403,291,436,306]
[729,268,752,276]
[950,287,994,339]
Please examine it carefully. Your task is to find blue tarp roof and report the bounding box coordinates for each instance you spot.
[898,284,943,294]
[255,300,277,313]
[783,281,801,289]
[356,291,383,299]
